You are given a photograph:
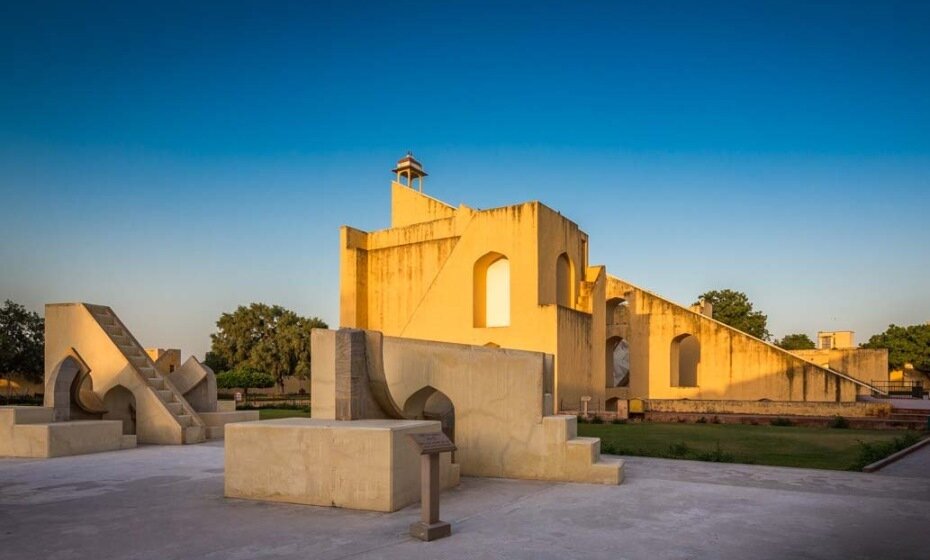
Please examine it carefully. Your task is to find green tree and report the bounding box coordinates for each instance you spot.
[861,324,930,372]
[215,366,275,397]
[776,333,816,350]
[208,303,327,389]
[696,289,771,341]
[202,351,229,373]
[0,300,44,397]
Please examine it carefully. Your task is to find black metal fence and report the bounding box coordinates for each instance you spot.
[871,380,926,398]
[219,393,311,409]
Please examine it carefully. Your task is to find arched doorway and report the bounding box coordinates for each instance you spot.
[606,336,630,387]
[670,334,700,387]
[556,253,574,307]
[474,252,510,327]
[103,385,137,435]
[403,386,455,445]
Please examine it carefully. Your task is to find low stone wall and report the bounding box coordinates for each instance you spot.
[642,412,922,430]
[644,399,892,418]
[1,406,128,458]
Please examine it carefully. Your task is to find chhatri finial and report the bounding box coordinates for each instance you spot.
[392,152,428,192]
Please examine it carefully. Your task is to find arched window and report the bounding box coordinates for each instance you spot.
[606,297,628,326]
[473,252,510,327]
[404,386,455,444]
[556,253,574,307]
[670,334,700,387]
[606,336,630,387]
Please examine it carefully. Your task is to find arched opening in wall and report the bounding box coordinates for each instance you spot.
[103,385,137,435]
[403,386,455,446]
[473,252,510,327]
[606,297,628,326]
[483,342,500,348]
[605,397,620,415]
[556,253,574,307]
[670,334,700,387]
[606,336,630,388]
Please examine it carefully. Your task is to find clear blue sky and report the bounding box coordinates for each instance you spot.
[2,1,929,358]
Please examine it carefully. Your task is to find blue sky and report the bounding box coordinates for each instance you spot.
[2,1,929,358]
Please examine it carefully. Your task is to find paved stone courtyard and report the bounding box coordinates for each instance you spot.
[1,441,928,560]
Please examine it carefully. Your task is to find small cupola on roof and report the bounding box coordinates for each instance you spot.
[392,152,428,192]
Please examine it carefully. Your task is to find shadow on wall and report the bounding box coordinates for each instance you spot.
[103,385,136,435]
[403,386,455,444]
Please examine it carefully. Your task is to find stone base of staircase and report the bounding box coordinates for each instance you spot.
[199,411,261,440]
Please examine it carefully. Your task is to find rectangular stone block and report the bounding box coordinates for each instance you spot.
[225,418,459,512]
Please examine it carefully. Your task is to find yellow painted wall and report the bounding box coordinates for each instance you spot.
[607,278,866,402]
[340,175,872,407]
[792,348,888,386]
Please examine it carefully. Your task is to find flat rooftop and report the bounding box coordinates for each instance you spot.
[1,441,927,560]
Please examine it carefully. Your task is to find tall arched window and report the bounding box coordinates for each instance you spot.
[556,253,574,307]
[474,252,510,327]
[670,333,700,387]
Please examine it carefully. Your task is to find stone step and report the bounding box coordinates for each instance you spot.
[156,390,173,401]
[543,414,578,443]
[165,402,183,415]
[588,457,625,484]
[183,426,205,444]
[120,435,137,449]
[205,426,225,440]
[566,437,600,464]
[176,414,192,427]
[148,378,165,390]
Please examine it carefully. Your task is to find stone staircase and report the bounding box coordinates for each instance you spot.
[85,304,205,444]
[543,414,624,484]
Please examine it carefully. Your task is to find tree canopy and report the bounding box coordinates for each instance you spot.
[215,366,275,395]
[861,324,930,372]
[208,303,327,388]
[695,289,771,341]
[0,300,44,384]
[776,333,816,350]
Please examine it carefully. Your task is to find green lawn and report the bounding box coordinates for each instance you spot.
[578,422,924,471]
[258,408,311,420]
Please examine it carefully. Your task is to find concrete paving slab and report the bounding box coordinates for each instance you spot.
[1,443,928,560]
[875,441,930,479]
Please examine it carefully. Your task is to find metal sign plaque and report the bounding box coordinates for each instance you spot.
[407,432,456,455]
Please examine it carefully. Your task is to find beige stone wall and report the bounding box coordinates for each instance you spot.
[792,348,888,386]
[606,279,867,402]
[644,399,892,418]
[147,348,181,375]
[45,304,188,443]
[340,186,603,408]
[311,329,622,485]
[339,175,872,409]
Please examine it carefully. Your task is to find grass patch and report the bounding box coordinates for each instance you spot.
[580,422,923,471]
[258,407,311,420]
[851,432,922,470]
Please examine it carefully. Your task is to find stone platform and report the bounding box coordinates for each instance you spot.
[225,418,459,512]
[0,406,132,458]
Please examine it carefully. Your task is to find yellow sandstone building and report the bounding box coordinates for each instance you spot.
[340,155,884,414]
